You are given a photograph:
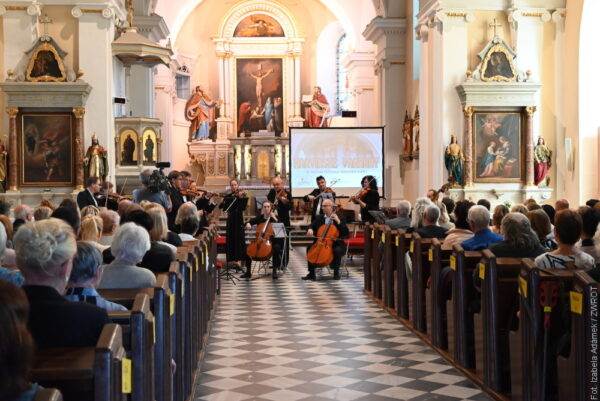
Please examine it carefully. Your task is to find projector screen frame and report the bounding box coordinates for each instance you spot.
[288,126,385,200]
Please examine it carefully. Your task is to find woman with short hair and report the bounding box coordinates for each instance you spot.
[491,204,509,234]
[526,209,556,250]
[144,203,182,249]
[489,213,547,258]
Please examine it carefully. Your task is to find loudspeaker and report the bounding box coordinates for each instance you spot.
[341,110,357,118]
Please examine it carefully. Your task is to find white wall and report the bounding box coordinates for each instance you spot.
[316,21,345,109]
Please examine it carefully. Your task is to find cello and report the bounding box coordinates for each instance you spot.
[306,213,340,267]
[246,216,274,261]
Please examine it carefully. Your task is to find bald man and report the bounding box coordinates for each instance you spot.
[555,198,570,212]
[267,177,291,269]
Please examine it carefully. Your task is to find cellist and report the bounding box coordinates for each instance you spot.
[302,199,349,281]
[242,201,282,280]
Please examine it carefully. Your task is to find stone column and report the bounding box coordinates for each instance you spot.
[72,107,85,189]
[344,51,376,126]
[525,106,536,186]
[5,107,18,191]
[463,106,474,186]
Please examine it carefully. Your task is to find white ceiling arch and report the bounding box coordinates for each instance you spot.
[156,0,361,49]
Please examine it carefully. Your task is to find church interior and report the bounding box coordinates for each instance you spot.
[0,0,599,400]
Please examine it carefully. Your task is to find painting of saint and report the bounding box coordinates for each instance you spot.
[483,51,514,80]
[236,58,283,137]
[20,114,73,185]
[474,112,521,182]
[234,14,284,37]
[120,131,137,165]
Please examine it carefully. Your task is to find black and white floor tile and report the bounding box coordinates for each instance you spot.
[193,248,492,401]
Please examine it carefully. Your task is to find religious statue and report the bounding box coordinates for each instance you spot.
[122,134,135,164]
[444,134,464,186]
[412,106,420,153]
[402,111,412,154]
[0,141,7,191]
[84,134,108,180]
[144,136,155,163]
[273,97,283,136]
[185,85,222,142]
[303,86,330,128]
[248,64,273,108]
[264,97,274,132]
[534,137,552,186]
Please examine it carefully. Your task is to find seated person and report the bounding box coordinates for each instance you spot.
[80,215,108,252]
[527,209,557,250]
[491,204,509,234]
[33,205,53,221]
[578,206,600,263]
[99,210,120,246]
[178,215,200,242]
[65,241,127,311]
[0,279,45,401]
[535,209,595,270]
[51,206,81,235]
[461,205,503,250]
[0,223,23,286]
[99,223,156,289]
[15,218,109,348]
[144,203,182,249]
[443,200,475,250]
[243,201,280,280]
[415,205,447,239]
[175,202,207,235]
[489,213,548,258]
[384,200,412,230]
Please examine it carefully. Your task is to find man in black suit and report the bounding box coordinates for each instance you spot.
[303,176,336,222]
[167,171,185,230]
[303,199,349,281]
[267,177,291,268]
[76,176,100,209]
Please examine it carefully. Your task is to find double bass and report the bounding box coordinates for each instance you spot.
[306,213,340,267]
[246,216,274,261]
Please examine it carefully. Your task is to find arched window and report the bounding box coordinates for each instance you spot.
[335,33,350,113]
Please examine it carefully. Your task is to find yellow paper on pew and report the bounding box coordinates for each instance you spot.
[449,255,456,270]
[409,240,414,253]
[122,358,132,394]
[428,248,433,262]
[381,233,385,243]
[478,263,485,280]
[195,257,199,272]
[519,276,527,298]
[181,279,185,298]
[371,230,374,239]
[170,294,175,316]
[205,243,210,267]
[570,291,583,314]
[395,236,399,247]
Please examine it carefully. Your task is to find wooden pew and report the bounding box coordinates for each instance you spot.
[382,226,395,308]
[165,261,184,401]
[101,278,173,401]
[372,224,383,300]
[511,259,575,401]
[426,238,452,349]
[105,293,155,401]
[409,233,434,333]
[393,230,411,320]
[448,245,482,369]
[363,223,373,292]
[478,251,522,393]
[557,270,599,400]
[175,248,196,399]
[31,323,127,401]
[33,388,63,401]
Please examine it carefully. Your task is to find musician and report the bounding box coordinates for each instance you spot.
[77,176,100,209]
[96,181,118,211]
[219,179,248,270]
[303,199,349,281]
[349,175,380,223]
[303,176,336,222]
[267,177,291,268]
[167,171,185,230]
[243,201,282,280]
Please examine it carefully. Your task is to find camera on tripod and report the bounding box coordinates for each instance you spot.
[148,162,171,193]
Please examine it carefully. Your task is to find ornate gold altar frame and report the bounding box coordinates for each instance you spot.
[479,43,517,83]
[25,42,67,82]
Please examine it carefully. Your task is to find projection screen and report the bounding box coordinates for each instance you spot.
[289,127,384,198]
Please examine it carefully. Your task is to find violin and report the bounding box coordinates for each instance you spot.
[306,213,340,267]
[246,216,274,261]
[349,177,374,205]
[274,189,288,205]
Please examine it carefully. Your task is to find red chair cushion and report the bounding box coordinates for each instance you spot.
[216,236,227,245]
[344,237,365,246]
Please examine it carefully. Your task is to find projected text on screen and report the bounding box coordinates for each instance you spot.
[289,127,384,198]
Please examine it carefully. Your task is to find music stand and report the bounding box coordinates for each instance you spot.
[271,222,289,274]
[368,210,387,225]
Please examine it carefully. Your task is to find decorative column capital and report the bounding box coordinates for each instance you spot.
[508,8,552,23]
[525,106,537,117]
[5,107,18,118]
[72,107,85,119]
[463,106,474,117]
[551,9,567,23]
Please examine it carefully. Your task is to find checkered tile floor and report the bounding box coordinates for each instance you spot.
[193,247,492,401]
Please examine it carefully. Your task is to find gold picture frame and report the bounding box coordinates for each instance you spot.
[480,44,518,83]
[25,42,67,82]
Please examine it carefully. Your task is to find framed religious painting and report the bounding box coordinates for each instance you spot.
[119,129,138,166]
[19,113,73,186]
[234,13,285,37]
[473,111,523,183]
[480,44,517,82]
[142,129,158,166]
[235,58,284,137]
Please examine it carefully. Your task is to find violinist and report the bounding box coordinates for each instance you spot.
[96,181,119,211]
[267,177,291,268]
[219,179,248,270]
[303,176,336,222]
[242,201,282,279]
[77,176,100,209]
[167,171,186,230]
[349,175,380,223]
[303,199,349,281]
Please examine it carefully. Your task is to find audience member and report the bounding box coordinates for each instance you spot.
[477,199,491,211]
[526,202,541,211]
[0,279,43,401]
[117,199,133,217]
[33,206,53,221]
[0,200,11,216]
[99,210,120,246]
[441,197,456,221]
[81,205,101,218]
[16,218,108,348]
[443,200,475,250]
[59,198,79,211]
[586,199,599,209]
[535,209,595,269]
[410,197,434,229]
[489,213,548,258]
[98,223,156,289]
[384,200,411,230]
[542,204,556,225]
[65,242,126,311]
[510,204,528,214]
[179,215,200,242]
[491,204,509,234]
[13,204,33,234]
[0,223,23,286]
[51,206,81,234]
[577,206,600,263]
[144,203,183,248]
[38,199,56,211]
[461,205,502,250]
[175,202,207,234]
[438,202,455,231]
[415,205,447,239]
[527,209,557,250]
[555,198,569,212]
[80,215,107,251]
